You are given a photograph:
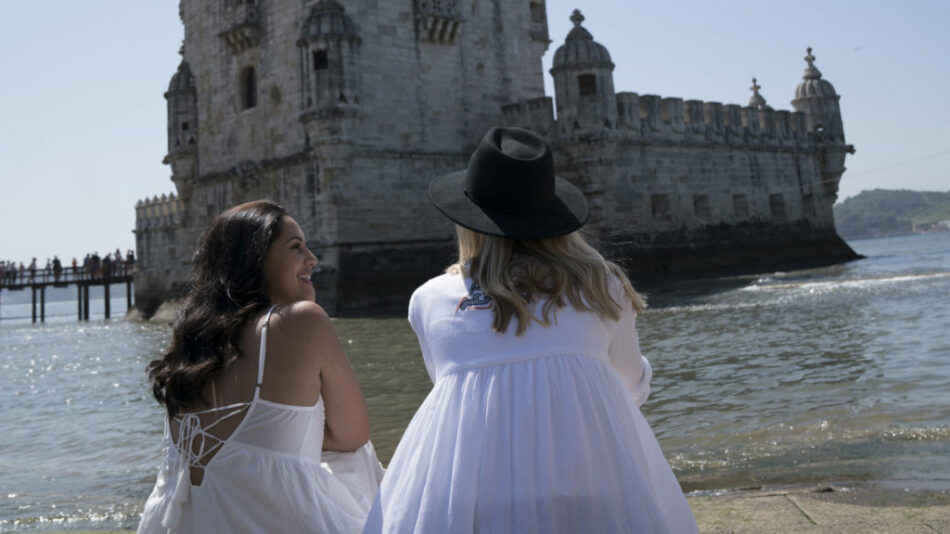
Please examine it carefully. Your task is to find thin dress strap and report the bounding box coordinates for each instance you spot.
[255,304,280,400]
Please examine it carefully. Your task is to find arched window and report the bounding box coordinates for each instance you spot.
[241,66,257,110]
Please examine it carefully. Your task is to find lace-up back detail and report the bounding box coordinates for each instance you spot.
[159,304,327,532]
[169,305,280,485]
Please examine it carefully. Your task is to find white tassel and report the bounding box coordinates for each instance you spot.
[161,466,191,530]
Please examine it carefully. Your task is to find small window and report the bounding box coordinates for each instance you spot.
[769,193,786,222]
[313,50,328,71]
[693,195,711,220]
[530,1,545,23]
[241,67,257,109]
[578,74,596,96]
[181,121,190,131]
[733,194,749,219]
[651,194,671,220]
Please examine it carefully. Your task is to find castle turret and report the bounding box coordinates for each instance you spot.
[298,0,362,117]
[791,47,844,142]
[163,58,198,193]
[791,47,853,202]
[550,10,617,136]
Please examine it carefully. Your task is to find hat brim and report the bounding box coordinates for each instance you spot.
[428,170,590,239]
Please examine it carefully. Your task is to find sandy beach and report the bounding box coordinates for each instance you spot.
[45,485,950,534]
[688,485,950,533]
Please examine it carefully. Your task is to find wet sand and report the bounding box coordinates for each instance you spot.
[48,485,950,533]
[688,485,950,533]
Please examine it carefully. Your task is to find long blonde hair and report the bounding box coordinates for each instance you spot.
[447,226,646,335]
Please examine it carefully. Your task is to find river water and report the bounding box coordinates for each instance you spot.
[1,233,948,531]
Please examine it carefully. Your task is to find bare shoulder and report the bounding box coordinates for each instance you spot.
[268,302,339,355]
[272,301,331,331]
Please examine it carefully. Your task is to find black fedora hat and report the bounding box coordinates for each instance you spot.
[428,127,589,239]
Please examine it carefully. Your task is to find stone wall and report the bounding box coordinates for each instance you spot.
[134,1,858,316]
[134,194,188,314]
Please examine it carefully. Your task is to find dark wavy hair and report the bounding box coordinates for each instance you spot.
[148,200,287,417]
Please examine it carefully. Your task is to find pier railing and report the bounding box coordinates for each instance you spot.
[0,267,134,323]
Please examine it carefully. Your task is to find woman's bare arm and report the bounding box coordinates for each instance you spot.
[270,302,370,451]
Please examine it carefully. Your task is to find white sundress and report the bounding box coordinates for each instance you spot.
[363,272,699,534]
[138,305,383,533]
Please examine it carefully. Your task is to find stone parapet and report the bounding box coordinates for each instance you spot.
[535,91,823,149]
[501,97,554,135]
[135,193,183,230]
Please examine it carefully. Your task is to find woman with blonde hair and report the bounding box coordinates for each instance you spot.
[365,127,697,533]
[138,200,381,533]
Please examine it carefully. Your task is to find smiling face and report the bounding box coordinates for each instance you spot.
[262,216,318,304]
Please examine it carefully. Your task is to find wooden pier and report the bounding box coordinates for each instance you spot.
[0,269,133,323]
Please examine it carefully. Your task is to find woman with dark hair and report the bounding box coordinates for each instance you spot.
[138,200,382,533]
[365,128,698,533]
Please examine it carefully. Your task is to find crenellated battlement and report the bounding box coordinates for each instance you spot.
[135,193,183,230]
[501,97,555,136]
[134,3,857,316]
[503,89,819,149]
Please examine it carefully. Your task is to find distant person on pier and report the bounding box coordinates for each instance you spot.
[102,254,112,280]
[125,249,135,274]
[71,257,78,276]
[28,258,36,282]
[138,200,382,534]
[365,128,698,534]
[91,252,101,279]
[53,256,62,283]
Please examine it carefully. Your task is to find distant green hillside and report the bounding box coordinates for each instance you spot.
[834,189,950,239]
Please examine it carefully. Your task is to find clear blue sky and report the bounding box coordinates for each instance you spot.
[1,1,948,262]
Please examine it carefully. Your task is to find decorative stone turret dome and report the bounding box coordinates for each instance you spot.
[300,0,360,41]
[794,47,837,99]
[551,10,613,71]
[167,61,195,94]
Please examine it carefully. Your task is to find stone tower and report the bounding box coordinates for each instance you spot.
[791,47,851,201]
[550,10,618,137]
[164,60,198,198]
[791,47,844,142]
[135,0,553,315]
[136,4,859,316]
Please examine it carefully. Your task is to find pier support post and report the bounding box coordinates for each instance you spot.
[82,284,90,321]
[126,280,132,309]
[32,286,37,323]
[40,286,45,322]
[104,283,111,319]
[77,284,82,321]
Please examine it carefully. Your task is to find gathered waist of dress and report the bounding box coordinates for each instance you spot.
[436,350,608,380]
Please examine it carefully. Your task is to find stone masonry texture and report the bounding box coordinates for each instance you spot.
[135,0,858,316]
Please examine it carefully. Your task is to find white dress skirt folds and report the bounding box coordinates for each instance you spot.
[138,305,383,534]
[364,273,698,534]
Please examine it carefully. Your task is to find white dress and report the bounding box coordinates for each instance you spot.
[138,305,383,534]
[364,272,698,533]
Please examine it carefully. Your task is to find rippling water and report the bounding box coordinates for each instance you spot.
[1,233,948,530]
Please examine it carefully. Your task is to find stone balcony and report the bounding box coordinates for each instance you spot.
[220,3,261,53]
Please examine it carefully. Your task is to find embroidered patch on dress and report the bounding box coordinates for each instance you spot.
[457,280,493,312]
